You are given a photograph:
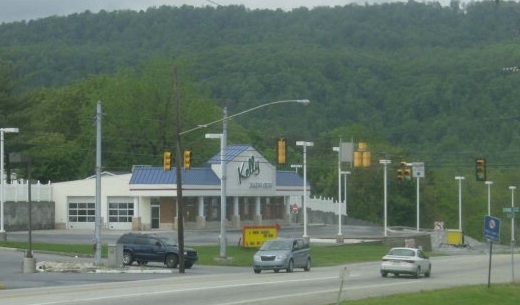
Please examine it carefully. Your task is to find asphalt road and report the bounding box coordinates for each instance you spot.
[1,253,519,305]
[0,224,383,290]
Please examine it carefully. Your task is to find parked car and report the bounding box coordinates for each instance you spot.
[253,237,311,273]
[116,233,198,269]
[380,247,431,278]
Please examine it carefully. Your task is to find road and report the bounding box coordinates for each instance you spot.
[3,224,384,246]
[1,253,518,305]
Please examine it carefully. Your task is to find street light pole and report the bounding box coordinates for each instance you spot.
[193,99,310,259]
[485,181,493,216]
[343,171,350,216]
[297,141,313,240]
[455,176,465,231]
[333,146,342,242]
[1,127,19,239]
[379,159,391,237]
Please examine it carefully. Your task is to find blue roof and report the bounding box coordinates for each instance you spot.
[276,171,305,186]
[129,167,220,185]
[207,144,250,164]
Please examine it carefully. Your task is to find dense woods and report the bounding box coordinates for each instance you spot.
[1,1,520,241]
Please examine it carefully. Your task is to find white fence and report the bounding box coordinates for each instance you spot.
[308,196,347,215]
[1,180,52,202]
[291,195,346,215]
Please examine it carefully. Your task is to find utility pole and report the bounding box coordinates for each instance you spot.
[173,69,185,273]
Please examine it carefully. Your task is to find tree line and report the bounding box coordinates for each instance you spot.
[1,1,520,240]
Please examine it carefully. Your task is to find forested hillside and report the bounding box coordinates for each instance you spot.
[1,1,520,240]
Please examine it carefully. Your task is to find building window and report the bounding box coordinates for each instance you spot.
[108,202,134,223]
[68,202,95,222]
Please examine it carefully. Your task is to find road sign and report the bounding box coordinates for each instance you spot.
[412,162,425,178]
[483,215,501,243]
[291,204,299,214]
[502,207,520,213]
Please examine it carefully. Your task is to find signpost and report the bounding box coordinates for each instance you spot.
[483,215,501,288]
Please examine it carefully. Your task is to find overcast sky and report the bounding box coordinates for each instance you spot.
[0,0,456,24]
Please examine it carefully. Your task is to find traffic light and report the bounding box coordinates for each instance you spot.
[163,150,171,171]
[183,150,192,169]
[398,161,411,181]
[397,168,404,181]
[277,138,287,164]
[475,158,486,181]
[403,167,412,181]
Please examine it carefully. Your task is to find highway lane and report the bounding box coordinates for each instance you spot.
[1,254,518,305]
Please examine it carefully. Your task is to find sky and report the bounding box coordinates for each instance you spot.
[0,0,456,24]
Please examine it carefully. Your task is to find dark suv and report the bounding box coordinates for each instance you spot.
[116,233,198,269]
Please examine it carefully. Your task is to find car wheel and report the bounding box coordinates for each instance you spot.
[122,251,133,266]
[414,266,421,279]
[394,273,399,277]
[184,262,193,269]
[425,265,431,278]
[303,258,311,271]
[381,271,388,277]
[166,254,179,268]
[254,268,261,274]
[286,259,294,273]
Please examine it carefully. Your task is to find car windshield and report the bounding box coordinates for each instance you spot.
[260,240,292,251]
[388,249,415,257]
[158,236,178,247]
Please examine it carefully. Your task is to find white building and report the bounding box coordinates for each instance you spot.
[50,144,310,231]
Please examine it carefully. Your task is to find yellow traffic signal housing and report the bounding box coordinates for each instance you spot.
[183,150,192,169]
[354,151,362,167]
[475,158,486,181]
[163,150,172,171]
[398,161,411,181]
[277,138,287,164]
[397,169,404,180]
[403,168,412,180]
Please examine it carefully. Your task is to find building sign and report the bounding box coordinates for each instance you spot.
[249,182,273,189]
[238,156,260,184]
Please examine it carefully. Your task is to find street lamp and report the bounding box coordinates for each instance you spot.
[455,176,465,231]
[296,141,313,240]
[485,181,493,216]
[509,185,516,282]
[342,171,350,216]
[190,99,310,258]
[333,146,342,242]
[379,160,391,236]
[1,127,19,238]
[205,132,226,259]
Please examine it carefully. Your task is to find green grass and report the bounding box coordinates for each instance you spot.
[0,240,390,267]
[338,283,520,305]
[195,243,391,266]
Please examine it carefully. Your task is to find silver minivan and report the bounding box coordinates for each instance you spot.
[253,237,311,273]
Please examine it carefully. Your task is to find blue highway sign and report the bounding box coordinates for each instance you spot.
[483,215,500,243]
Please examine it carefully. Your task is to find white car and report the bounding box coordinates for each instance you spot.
[380,247,431,278]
